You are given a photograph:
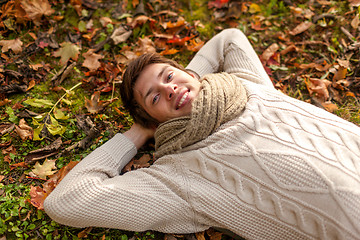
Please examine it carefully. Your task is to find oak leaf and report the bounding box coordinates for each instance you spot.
[21,0,55,26]
[82,49,104,71]
[30,159,57,180]
[0,38,23,54]
[53,42,81,65]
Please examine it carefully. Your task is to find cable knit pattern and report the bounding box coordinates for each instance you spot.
[44,29,360,240]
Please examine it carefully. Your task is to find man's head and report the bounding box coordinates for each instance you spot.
[121,53,200,127]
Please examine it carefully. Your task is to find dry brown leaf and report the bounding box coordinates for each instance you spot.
[85,91,117,114]
[289,21,313,35]
[261,43,279,62]
[82,49,104,71]
[195,232,206,240]
[136,37,156,54]
[21,0,55,25]
[15,119,32,140]
[305,77,331,100]
[351,14,359,29]
[349,0,360,7]
[99,17,112,27]
[0,38,23,54]
[110,26,132,44]
[333,66,348,81]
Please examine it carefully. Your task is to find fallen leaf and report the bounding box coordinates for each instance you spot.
[261,43,279,62]
[29,185,46,210]
[0,38,23,54]
[110,26,132,44]
[78,227,93,238]
[99,17,112,27]
[351,14,359,29]
[53,42,81,65]
[15,119,33,140]
[349,0,360,7]
[136,37,156,54]
[321,101,338,112]
[305,77,331,100]
[160,48,180,55]
[46,115,66,136]
[289,21,313,35]
[186,39,204,52]
[85,91,117,114]
[21,0,55,26]
[30,159,57,180]
[333,66,347,81]
[82,49,104,71]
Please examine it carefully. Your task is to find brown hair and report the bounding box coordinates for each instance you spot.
[120,52,187,127]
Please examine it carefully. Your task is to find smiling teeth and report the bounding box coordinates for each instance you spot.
[177,92,189,108]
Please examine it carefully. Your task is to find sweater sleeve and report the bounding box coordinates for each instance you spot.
[44,134,198,233]
[186,28,274,88]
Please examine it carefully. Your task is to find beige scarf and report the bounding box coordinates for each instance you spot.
[154,72,247,159]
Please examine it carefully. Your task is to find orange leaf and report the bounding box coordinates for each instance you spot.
[29,185,47,210]
[160,48,179,55]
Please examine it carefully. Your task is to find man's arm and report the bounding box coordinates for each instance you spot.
[186,28,274,88]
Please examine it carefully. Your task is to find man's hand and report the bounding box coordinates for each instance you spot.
[123,123,156,150]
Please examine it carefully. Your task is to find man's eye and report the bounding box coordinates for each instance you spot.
[167,72,173,82]
[152,94,159,104]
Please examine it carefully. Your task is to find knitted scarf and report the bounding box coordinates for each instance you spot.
[154,72,247,159]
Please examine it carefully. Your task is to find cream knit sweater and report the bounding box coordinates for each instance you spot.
[44,29,360,240]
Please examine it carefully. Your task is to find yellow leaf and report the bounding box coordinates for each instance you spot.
[249,3,261,13]
[30,159,57,180]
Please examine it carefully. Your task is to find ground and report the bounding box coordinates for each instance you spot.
[1,0,360,239]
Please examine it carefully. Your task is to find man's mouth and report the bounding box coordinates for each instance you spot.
[176,91,189,109]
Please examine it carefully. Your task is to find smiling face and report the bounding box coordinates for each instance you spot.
[133,63,201,123]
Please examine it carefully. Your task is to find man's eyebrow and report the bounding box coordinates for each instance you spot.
[143,65,169,106]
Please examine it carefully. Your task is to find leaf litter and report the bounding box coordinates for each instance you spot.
[1,0,360,239]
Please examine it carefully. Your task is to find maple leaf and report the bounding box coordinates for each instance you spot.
[53,42,81,65]
[20,0,55,26]
[0,38,23,54]
[30,159,57,180]
[84,91,117,114]
[82,49,104,71]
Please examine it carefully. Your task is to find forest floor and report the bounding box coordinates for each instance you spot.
[1,0,360,239]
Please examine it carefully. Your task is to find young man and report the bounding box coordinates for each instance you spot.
[45,29,360,240]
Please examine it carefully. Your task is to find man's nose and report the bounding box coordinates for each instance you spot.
[163,84,177,100]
